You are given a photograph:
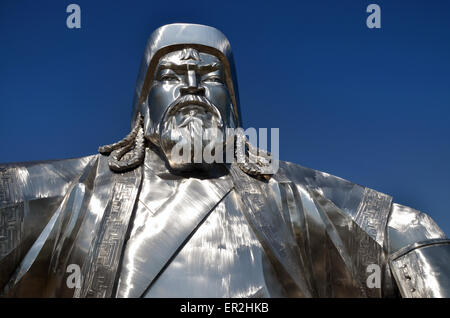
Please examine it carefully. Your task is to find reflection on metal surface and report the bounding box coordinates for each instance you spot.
[387,203,446,255]
[142,190,272,298]
[1,23,449,298]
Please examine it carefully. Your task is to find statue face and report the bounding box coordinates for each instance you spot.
[147,48,234,134]
[147,48,234,170]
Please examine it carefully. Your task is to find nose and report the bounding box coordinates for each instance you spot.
[180,69,205,96]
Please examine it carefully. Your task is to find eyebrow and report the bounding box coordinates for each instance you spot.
[156,62,220,74]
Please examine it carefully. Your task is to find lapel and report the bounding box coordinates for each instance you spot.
[59,154,143,298]
[115,151,233,298]
[84,164,143,298]
[229,164,313,297]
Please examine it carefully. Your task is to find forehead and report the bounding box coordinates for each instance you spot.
[157,48,222,69]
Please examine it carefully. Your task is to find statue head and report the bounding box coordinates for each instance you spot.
[132,23,241,134]
[137,24,242,171]
[99,23,241,172]
[99,23,273,176]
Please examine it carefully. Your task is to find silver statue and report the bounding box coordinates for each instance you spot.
[1,23,449,298]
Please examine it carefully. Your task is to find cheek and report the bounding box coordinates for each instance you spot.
[150,83,180,103]
[148,84,181,122]
[205,86,230,112]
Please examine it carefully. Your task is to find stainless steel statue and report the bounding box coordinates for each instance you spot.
[1,23,449,298]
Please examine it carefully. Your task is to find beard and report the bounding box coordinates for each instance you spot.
[158,94,226,171]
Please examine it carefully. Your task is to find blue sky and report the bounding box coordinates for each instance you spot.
[1,0,449,234]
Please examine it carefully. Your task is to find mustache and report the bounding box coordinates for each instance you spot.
[165,94,222,120]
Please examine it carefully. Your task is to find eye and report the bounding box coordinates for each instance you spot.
[159,73,179,82]
[203,76,223,84]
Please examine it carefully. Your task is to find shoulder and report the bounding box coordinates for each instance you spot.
[275,160,447,250]
[0,154,97,206]
[0,154,98,289]
[387,203,447,254]
[275,160,392,245]
[276,160,390,218]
